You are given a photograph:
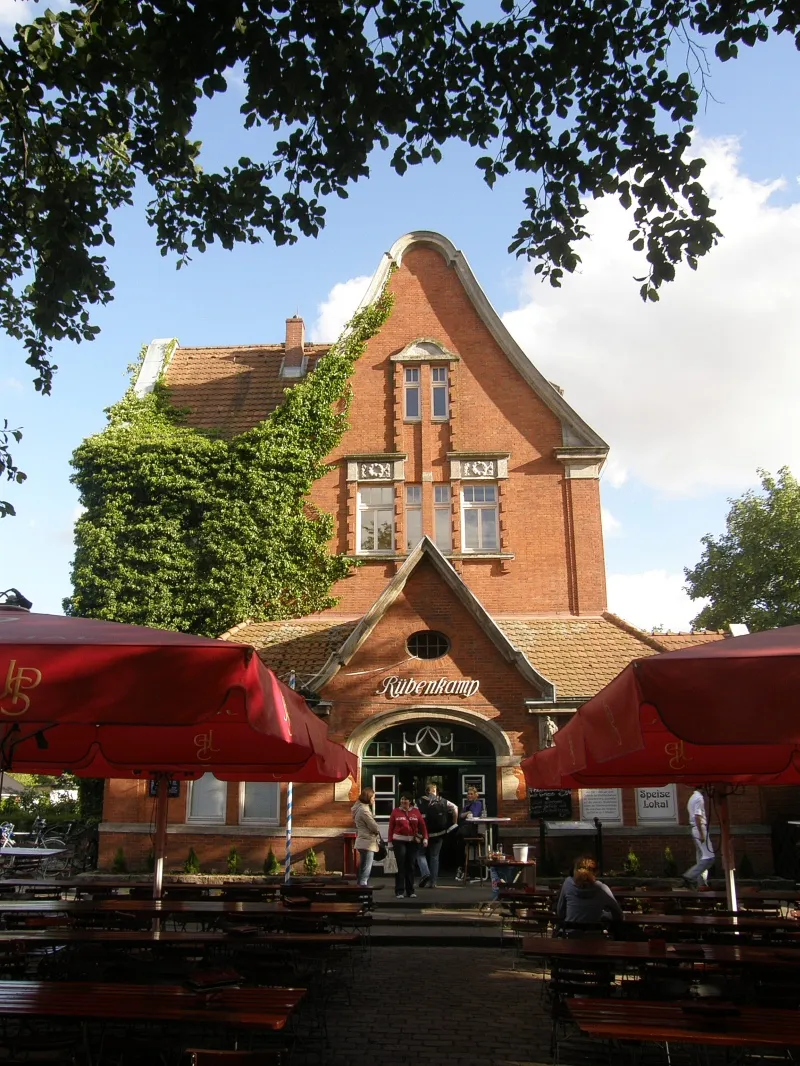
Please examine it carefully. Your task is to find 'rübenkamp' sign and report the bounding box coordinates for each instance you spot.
[377,676,480,699]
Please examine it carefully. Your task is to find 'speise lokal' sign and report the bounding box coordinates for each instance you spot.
[377,676,480,699]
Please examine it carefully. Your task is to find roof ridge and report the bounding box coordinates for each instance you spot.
[601,611,670,653]
[218,618,256,640]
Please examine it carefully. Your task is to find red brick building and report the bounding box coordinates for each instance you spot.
[100,231,779,878]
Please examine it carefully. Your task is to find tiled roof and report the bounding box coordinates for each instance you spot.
[653,631,727,650]
[164,344,329,435]
[495,614,663,700]
[221,618,358,685]
[223,611,678,702]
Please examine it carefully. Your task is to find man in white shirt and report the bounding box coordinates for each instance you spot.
[682,786,715,890]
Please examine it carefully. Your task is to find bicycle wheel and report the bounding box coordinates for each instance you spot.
[42,837,66,850]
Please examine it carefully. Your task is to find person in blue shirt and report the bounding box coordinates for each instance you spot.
[455,786,486,882]
[556,856,623,937]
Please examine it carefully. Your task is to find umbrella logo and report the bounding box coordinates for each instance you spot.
[665,740,692,770]
[194,729,221,761]
[0,660,42,716]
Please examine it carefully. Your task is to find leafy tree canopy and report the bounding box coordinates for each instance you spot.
[2,0,799,513]
[65,291,392,636]
[685,468,800,632]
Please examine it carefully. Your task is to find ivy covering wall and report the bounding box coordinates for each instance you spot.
[66,290,393,636]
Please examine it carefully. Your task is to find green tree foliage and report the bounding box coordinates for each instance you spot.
[2,0,798,511]
[685,468,800,632]
[264,848,281,876]
[303,847,319,876]
[65,293,392,635]
[227,846,243,875]
[183,847,201,874]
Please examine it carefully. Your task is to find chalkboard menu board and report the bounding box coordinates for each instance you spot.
[528,788,572,820]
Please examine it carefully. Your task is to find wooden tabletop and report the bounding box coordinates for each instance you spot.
[0,928,359,946]
[0,980,304,1031]
[621,912,800,931]
[607,887,797,901]
[522,936,800,966]
[0,899,362,915]
[567,998,800,1049]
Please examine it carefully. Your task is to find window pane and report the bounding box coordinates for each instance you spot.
[434,485,450,504]
[434,506,451,550]
[481,507,498,549]
[376,510,393,550]
[407,507,422,549]
[432,366,447,382]
[405,387,420,419]
[243,782,279,822]
[463,486,475,503]
[188,773,226,822]
[484,486,497,502]
[463,509,480,549]
[406,485,421,504]
[472,485,486,503]
[360,487,379,506]
[360,511,375,550]
[377,486,394,505]
[404,367,419,383]
[432,385,448,418]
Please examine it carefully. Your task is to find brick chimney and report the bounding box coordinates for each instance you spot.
[281,316,306,378]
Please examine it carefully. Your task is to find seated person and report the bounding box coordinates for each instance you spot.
[556,856,623,937]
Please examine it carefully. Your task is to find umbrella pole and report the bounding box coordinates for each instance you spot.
[153,775,169,901]
[284,781,292,884]
[716,790,738,913]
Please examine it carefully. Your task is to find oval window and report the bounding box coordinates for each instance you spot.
[407,630,450,660]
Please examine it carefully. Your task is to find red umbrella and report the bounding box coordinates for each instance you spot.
[522,630,800,910]
[587,624,800,750]
[0,607,356,893]
[0,608,291,737]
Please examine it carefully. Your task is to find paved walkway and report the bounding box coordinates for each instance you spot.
[322,945,552,1066]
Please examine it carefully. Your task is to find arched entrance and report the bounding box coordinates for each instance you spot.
[362,718,497,875]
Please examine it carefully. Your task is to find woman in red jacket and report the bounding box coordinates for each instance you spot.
[388,793,428,899]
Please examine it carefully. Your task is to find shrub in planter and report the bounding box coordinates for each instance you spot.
[183,847,201,874]
[623,849,641,876]
[264,848,281,876]
[304,847,319,876]
[663,846,678,877]
[738,853,755,878]
[227,846,242,875]
[112,847,127,874]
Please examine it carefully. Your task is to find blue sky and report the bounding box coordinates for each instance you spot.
[1,9,799,632]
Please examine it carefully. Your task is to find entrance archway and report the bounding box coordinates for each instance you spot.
[359,713,504,876]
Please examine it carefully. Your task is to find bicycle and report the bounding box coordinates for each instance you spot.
[29,816,67,850]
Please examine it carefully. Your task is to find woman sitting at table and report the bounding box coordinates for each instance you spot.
[556,856,623,937]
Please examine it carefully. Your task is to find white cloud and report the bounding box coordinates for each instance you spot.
[601,507,622,538]
[0,1,67,35]
[0,377,23,394]
[313,276,371,342]
[607,570,708,633]
[502,136,800,496]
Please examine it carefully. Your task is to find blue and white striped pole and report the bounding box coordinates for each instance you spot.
[284,782,293,884]
[284,670,296,884]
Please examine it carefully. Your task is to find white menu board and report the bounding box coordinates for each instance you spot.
[579,788,623,824]
[636,784,678,823]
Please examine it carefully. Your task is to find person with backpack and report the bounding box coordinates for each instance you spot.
[417,782,458,888]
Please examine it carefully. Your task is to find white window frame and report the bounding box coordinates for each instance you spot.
[357,484,395,554]
[461,483,499,552]
[433,484,451,551]
[404,367,421,421]
[239,782,281,826]
[431,365,449,420]
[406,484,422,549]
[185,773,227,825]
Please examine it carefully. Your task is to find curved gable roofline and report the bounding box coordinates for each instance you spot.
[306,535,556,700]
[357,231,608,453]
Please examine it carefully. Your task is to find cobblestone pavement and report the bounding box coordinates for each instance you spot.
[320,945,552,1066]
